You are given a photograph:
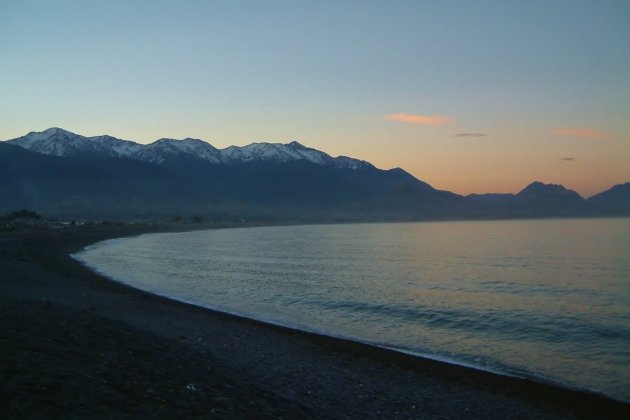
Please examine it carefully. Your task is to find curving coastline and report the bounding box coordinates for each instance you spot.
[1,224,629,418]
[70,233,610,402]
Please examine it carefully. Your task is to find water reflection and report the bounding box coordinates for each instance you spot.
[76,218,630,401]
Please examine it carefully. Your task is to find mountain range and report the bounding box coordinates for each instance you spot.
[1,127,628,220]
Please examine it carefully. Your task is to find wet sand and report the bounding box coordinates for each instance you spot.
[1,225,628,419]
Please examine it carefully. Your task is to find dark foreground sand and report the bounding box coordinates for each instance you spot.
[1,225,628,419]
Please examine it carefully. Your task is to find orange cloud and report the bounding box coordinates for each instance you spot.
[552,127,606,139]
[385,113,454,126]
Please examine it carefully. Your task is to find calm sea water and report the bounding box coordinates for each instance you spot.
[74,219,630,401]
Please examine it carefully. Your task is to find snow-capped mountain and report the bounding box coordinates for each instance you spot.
[89,135,144,157]
[220,140,367,169]
[6,127,112,158]
[1,127,459,219]
[135,138,223,165]
[5,127,369,169]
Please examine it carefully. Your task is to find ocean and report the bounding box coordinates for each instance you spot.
[73,218,630,402]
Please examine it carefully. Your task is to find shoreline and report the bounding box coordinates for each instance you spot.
[71,234,618,404]
[1,224,629,418]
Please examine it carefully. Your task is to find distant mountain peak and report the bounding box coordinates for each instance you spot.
[33,127,79,135]
[30,127,80,138]
[519,181,573,194]
[42,127,67,133]
[287,140,307,149]
[524,181,561,189]
[517,181,584,203]
[7,127,94,157]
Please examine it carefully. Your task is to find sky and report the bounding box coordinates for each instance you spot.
[1,0,629,197]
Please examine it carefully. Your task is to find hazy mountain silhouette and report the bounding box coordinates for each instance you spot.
[588,183,630,215]
[1,128,628,220]
[467,182,593,217]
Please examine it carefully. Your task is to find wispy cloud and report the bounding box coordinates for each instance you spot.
[385,113,454,126]
[559,157,576,162]
[552,128,606,139]
[454,132,486,137]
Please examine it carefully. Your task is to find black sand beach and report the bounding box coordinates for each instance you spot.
[1,225,628,419]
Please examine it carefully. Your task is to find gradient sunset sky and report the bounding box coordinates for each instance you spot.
[1,0,628,196]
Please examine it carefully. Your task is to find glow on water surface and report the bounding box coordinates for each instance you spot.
[74,218,630,401]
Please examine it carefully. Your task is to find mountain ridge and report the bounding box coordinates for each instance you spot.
[6,127,370,170]
[1,128,629,220]
[0,129,451,219]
